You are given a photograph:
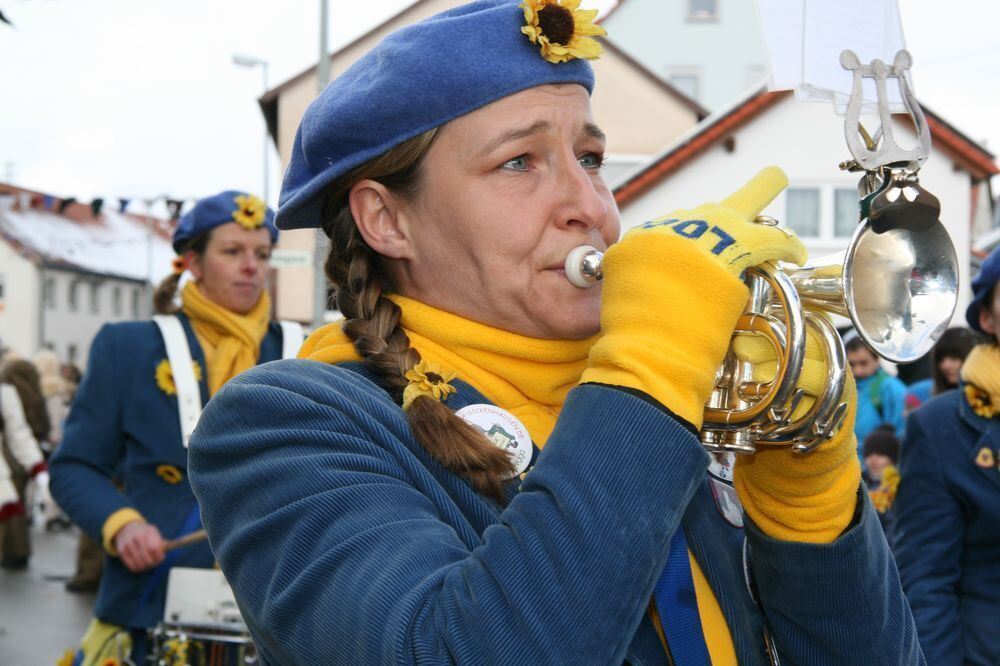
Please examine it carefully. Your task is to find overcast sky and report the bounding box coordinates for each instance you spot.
[1,0,997,215]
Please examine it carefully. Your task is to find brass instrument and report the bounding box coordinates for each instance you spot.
[565,50,959,454]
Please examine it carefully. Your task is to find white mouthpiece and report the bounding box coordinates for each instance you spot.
[564,245,604,288]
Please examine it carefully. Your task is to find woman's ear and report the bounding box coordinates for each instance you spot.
[349,180,414,260]
[979,306,996,336]
[184,249,204,281]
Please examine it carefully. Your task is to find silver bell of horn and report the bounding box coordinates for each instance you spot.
[564,206,958,455]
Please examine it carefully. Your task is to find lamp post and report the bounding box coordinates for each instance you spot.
[232,54,271,204]
[312,0,331,329]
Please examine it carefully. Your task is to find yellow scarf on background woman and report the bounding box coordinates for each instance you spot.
[299,295,595,446]
[961,343,1000,418]
[181,281,270,395]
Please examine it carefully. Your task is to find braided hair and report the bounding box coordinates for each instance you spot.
[153,232,213,315]
[320,130,514,501]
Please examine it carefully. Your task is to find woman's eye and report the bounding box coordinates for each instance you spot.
[501,155,529,171]
[579,152,605,169]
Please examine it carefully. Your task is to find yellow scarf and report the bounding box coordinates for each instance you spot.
[961,343,1000,418]
[299,295,595,446]
[181,281,271,395]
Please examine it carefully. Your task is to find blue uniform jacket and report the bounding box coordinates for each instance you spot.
[189,360,922,665]
[50,313,285,629]
[895,388,1000,665]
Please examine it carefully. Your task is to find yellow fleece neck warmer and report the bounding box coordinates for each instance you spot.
[961,343,1000,406]
[299,295,596,446]
[181,281,270,396]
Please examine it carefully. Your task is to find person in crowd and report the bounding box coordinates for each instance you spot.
[0,365,48,569]
[847,334,908,445]
[50,191,303,664]
[907,326,985,402]
[895,247,1000,665]
[188,3,921,663]
[0,358,51,569]
[60,363,82,402]
[862,424,901,544]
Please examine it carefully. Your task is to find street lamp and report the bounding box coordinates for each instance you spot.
[232,53,271,204]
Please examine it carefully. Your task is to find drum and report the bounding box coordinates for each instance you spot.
[148,567,258,665]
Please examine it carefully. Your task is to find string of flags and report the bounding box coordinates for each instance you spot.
[13,192,199,221]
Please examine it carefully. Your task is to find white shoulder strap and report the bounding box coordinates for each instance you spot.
[278,320,305,359]
[153,315,202,448]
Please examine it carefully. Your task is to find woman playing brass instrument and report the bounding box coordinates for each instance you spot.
[189,1,921,663]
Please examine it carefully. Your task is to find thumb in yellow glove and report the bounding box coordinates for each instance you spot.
[583,167,807,428]
[731,316,862,543]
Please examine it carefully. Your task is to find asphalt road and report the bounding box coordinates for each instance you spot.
[0,523,95,666]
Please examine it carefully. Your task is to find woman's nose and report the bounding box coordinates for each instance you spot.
[553,158,614,233]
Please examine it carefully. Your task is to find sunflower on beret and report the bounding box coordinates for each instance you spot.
[520,0,605,64]
[232,193,267,230]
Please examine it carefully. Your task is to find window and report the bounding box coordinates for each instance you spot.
[785,188,820,237]
[43,277,56,309]
[89,283,99,314]
[112,286,122,316]
[834,188,860,237]
[0,274,5,306]
[688,0,717,20]
[668,70,700,101]
[68,280,80,312]
[131,288,141,318]
[67,344,77,365]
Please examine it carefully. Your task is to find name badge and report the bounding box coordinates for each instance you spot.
[455,404,533,478]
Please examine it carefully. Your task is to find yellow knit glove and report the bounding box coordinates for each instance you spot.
[582,167,807,428]
[732,316,862,543]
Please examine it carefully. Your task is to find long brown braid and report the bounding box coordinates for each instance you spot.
[320,130,514,501]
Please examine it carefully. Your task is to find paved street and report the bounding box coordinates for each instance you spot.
[0,523,94,666]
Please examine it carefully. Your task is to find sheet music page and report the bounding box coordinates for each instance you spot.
[757,0,908,113]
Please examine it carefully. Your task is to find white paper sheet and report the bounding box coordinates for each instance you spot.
[757,0,909,114]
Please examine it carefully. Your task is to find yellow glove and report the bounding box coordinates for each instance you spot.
[732,316,862,543]
[582,167,806,428]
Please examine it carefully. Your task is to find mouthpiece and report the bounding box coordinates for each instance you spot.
[565,245,604,288]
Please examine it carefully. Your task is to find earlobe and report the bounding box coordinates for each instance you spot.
[349,180,414,260]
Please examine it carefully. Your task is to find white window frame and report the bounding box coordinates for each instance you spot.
[667,67,701,102]
[779,182,864,241]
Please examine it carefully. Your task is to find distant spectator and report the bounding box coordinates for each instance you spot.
[908,327,984,403]
[862,425,900,544]
[0,366,49,570]
[846,334,908,448]
[895,247,1000,664]
[60,363,82,402]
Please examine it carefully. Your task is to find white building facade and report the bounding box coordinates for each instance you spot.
[0,190,174,367]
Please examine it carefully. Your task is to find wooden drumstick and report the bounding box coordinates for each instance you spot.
[164,528,208,552]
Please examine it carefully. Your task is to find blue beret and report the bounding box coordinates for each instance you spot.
[172,190,278,253]
[276,0,598,230]
[966,246,1000,333]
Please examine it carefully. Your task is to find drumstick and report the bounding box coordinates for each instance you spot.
[164,529,208,552]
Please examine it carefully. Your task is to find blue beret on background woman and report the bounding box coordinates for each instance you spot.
[190,2,921,664]
[50,190,300,664]
[895,247,1000,665]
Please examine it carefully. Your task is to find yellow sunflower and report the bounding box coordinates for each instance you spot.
[520,0,606,64]
[964,384,997,419]
[155,359,204,396]
[232,193,266,230]
[156,464,184,485]
[402,360,457,410]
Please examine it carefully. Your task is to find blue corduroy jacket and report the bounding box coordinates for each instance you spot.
[895,388,1000,665]
[50,313,285,629]
[189,360,923,665]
